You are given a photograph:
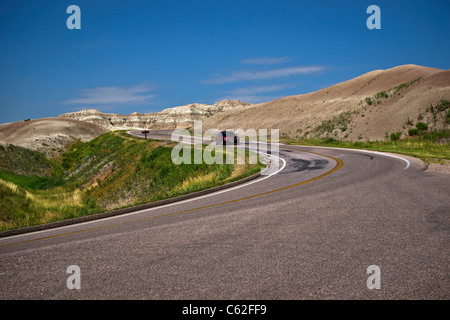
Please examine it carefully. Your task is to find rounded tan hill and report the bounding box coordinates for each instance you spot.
[202,64,450,141]
[0,118,107,157]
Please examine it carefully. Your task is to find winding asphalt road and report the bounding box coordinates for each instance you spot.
[0,130,448,300]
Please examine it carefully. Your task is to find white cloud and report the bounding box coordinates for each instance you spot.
[241,57,290,65]
[204,66,327,84]
[66,83,155,105]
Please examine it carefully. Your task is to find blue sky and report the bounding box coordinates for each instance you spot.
[1,0,449,123]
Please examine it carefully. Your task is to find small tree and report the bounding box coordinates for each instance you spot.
[390,132,402,141]
[416,122,428,132]
[408,128,419,136]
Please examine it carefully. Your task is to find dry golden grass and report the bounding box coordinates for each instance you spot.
[0,179,19,193]
[0,178,84,224]
[175,171,219,192]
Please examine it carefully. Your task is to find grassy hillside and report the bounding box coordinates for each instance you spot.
[0,144,53,176]
[283,128,450,164]
[0,131,263,231]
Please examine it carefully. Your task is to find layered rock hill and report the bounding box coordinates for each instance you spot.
[58,100,253,130]
[0,100,252,157]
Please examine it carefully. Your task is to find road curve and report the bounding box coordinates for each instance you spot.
[0,131,449,300]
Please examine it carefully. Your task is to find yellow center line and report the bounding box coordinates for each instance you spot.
[0,147,343,248]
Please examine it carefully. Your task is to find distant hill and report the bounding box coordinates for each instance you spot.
[0,118,107,158]
[58,99,253,130]
[0,100,252,157]
[202,64,450,141]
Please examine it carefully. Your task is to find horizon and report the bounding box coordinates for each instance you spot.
[1,0,449,123]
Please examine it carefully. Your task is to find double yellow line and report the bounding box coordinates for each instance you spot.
[0,147,343,248]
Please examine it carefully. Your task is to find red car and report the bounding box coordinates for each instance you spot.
[215,130,240,145]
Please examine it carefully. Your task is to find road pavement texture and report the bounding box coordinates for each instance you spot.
[0,130,448,299]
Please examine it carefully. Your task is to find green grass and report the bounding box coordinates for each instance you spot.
[0,131,264,231]
[0,144,53,176]
[310,111,355,137]
[392,77,423,94]
[282,129,450,164]
[0,170,64,190]
[363,77,423,106]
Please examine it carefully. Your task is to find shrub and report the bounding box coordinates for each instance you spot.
[374,91,388,100]
[324,137,337,143]
[313,120,335,135]
[85,197,97,208]
[435,99,450,112]
[408,128,419,136]
[365,97,373,105]
[390,132,402,141]
[416,122,428,132]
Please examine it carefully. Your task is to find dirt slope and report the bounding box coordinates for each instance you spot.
[0,118,107,157]
[202,64,450,140]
